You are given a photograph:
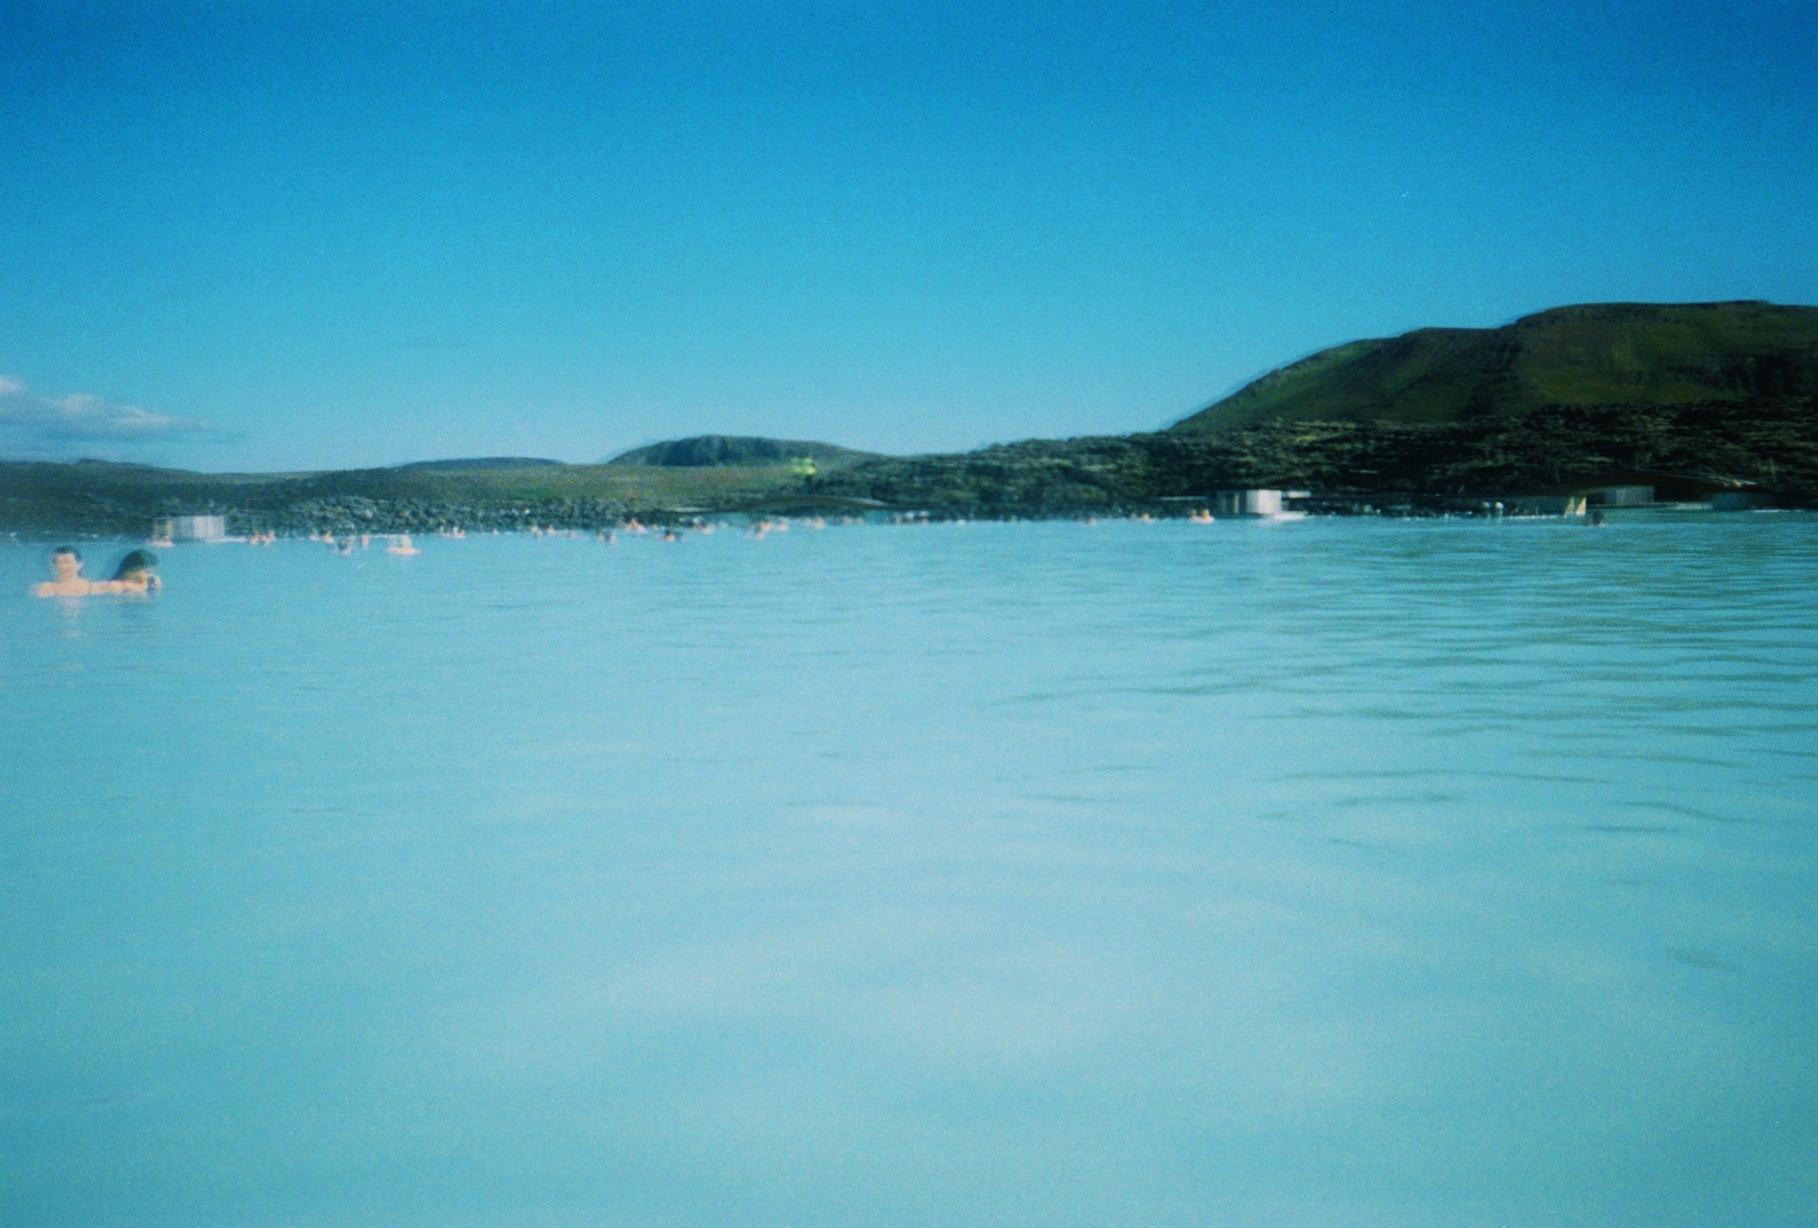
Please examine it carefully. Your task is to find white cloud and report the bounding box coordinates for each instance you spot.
[0,375,211,456]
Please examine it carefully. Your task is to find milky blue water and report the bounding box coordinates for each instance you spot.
[3,515,1816,1225]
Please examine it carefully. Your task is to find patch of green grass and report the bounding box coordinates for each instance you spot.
[1173,301,1818,431]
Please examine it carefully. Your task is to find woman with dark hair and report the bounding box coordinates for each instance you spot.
[110,549,161,592]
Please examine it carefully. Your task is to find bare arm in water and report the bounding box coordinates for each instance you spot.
[32,548,160,596]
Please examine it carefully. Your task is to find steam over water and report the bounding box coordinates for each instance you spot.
[4,515,1816,1225]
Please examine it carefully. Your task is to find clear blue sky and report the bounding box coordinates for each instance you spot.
[2,0,1813,470]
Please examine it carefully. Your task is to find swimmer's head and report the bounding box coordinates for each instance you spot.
[112,548,158,581]
[50,547,82,578]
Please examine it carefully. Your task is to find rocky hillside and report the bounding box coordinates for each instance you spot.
[1172,301,1818,431]
[394,457,565,471]
[8,303,1816,532]
[608,435,877,468]
[811,399,1818,514]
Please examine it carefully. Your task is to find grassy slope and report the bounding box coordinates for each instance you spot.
[1172,301,1818,430]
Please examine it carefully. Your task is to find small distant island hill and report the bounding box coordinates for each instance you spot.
[5,301,1815,534]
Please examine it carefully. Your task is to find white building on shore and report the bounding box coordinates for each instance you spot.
[1211,490,1307,518]
[153,515,229,542]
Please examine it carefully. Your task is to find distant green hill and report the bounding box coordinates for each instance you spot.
[395,457,564,471]
[608,435,877,468]
[9,301,1817,533]
[1170,301,1818,432]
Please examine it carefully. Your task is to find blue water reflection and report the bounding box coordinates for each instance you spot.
[3,515,1815,1224]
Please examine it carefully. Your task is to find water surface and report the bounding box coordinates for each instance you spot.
[3,515,1815,1224]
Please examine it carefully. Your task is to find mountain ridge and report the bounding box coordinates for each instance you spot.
[394,457,565,471]
[1170,300,1818,432]
[6,301,1816,531]
[608,435,878,468]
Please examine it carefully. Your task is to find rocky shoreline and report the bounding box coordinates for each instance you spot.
[3,397,1813,537]
[807,399,1818,518]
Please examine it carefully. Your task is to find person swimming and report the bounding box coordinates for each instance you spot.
[386,534,420,555]
[33,547,102,596]
[109,548,161,593]
[30,546,157,597]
